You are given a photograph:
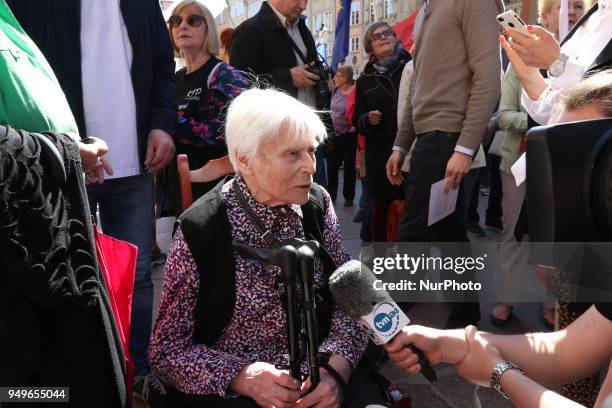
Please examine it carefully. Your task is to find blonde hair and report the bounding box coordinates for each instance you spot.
[563,69,612,117]
[538,0,591,22]
[225,88,327,172]
[169,0,220,58]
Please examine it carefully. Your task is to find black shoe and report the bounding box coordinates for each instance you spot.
[134,373,167,408]
[484,219,503,233]
[353,210,364,223]
[467,222,485,237]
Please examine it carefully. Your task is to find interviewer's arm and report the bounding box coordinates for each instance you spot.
[387,306,612,386]
[480,305,612,385]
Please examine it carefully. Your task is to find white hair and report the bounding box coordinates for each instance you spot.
[225,88,328,172]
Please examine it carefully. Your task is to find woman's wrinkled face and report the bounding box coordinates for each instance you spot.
[170,7,207,52]
[242,129,317,206]
[370,26,397,60]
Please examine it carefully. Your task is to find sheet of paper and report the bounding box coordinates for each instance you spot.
[511,152,527,187]
[428,178,459,226]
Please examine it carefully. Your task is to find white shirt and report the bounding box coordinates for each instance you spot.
[522,1,612,125]
[267,2,316,107]
[81,0,140,179]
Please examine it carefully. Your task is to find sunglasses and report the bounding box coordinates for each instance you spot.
[372,29,394,41]
[168,14,206,28]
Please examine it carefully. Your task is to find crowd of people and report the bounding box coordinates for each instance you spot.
[1,0,611,407]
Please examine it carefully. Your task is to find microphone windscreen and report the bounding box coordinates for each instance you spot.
[329,260,389,319]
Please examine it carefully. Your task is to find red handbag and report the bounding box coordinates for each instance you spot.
[93,224,137,404]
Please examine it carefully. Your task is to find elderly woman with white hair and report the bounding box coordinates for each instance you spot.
[150,88,386,408]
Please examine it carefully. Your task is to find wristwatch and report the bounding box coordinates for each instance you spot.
[490,361,524,399]
[548,53,569,77]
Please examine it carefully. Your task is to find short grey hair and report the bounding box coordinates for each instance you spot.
[363,22,395,55]
[225,88,328,172]
[563,69,612,117]
[169,0,220,58]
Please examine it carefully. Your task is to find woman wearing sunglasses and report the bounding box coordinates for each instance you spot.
[353,22,411,242]
[167,0,249,203]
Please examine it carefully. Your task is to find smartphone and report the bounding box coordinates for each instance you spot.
[496,10,536,38]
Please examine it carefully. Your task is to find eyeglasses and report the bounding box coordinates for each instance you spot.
[372,29,394,41]
[168,14,206,28]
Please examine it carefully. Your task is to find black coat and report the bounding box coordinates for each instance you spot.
[6,0,176,171]
[0,126,126,407]
[229,1,318,98]
[354,52,411,200]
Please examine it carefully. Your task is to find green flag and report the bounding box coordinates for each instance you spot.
[0,0,78,135]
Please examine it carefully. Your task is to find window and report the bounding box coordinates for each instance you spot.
[230,0,244,17]
[326,41,333,63]
[323,10,333,31]
[369,1,375,22]
[314,14,323,31]
[350,36,360,53]
[247,0,262,17]
[216,11,225,25]
[383,0,394,18]
[350,1,360,26]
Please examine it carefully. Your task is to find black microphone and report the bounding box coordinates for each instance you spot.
[329,260,438,383]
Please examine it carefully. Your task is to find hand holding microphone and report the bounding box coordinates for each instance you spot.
[329,260,438,382]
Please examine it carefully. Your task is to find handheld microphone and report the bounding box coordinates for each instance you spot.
[329,260,438,382]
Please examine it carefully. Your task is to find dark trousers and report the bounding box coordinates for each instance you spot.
[326,132,357,202]
[371,198,394,242]
[397,130,480,323]
[462,168,481,225]
[485,153,503,225]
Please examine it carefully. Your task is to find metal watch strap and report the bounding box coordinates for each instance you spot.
[490,361,524,399]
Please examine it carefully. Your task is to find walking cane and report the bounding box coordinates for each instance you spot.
[233,239,322,392]
[233,242,302,380]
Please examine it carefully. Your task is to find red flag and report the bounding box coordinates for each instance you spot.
[393,10,418,52]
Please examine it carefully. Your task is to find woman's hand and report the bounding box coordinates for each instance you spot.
[499,35,548,101]
[296,355,351,408]
[368,110,382,125]
[454,326,504,387]
[295,371,342,408]
[384,325,470,376]
[505,26,561,70]
[229,362,301,408]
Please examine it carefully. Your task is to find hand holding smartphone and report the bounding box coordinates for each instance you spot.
[496,10,537,39]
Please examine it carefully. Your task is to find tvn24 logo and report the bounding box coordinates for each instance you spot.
[373,302,401,334]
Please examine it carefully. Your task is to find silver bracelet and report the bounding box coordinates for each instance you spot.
[490,361,524,399]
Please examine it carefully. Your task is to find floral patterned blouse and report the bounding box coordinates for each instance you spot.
[149,176,369,397]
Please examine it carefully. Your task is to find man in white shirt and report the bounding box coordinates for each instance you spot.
[502,0,612,124]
